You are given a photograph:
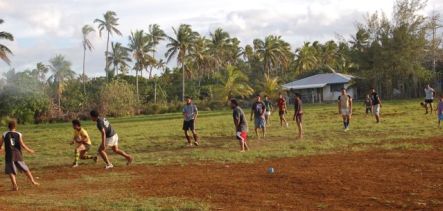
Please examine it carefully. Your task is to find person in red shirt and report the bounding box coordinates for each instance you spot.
[277,93,289,127]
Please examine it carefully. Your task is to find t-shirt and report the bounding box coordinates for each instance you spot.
[425,88,435,100]
[233,106,248,132]
[73,128,91,145]
[294,98,303,115]
[96,117,115,138]
[371,93,380,105]
[2,131,23,162]
[263,100,272,112]
[278,98,286,111]
[438,101,443,115]
[364,99,371,107]
[338,94,352,109]
[251,101,266,118]
[183,104,198,121]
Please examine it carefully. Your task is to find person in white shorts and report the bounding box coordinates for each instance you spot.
[338,88,353,131]
[424,84,435,114]
[370,88,382,123]
[90,110,133,169]
[263,95,273,126]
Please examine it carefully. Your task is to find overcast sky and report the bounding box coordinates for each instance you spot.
[0,0,442,77]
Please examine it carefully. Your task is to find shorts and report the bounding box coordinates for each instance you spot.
[106,134,119,147]
[341,108,351,116]
[438,114,443,121]
[236,131,248,143]
[265,111,271,116]
[182,119,195,131]
[279,110,286,116]
[425,99,434,103]
[5,161,29,175]
[76,143,91,151]
[365,107,372,114]
[255,118,266,128]
[373,104,381,115]
[295,113,303,123]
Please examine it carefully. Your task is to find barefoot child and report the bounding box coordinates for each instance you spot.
[293,93,304,139]
[0,120,39,191]
[70,120,97,168]
[364,95,372,116]
[438,96,443,128]
[231,99,249,152]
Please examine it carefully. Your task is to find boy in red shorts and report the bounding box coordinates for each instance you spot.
[231,99,249,152]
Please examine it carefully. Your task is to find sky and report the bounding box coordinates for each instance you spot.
[0,0,442,78]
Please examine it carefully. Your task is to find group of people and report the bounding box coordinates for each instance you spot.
[1,85,441,191]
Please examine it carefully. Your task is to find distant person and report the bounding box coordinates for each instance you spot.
[364,94,372,116]
[277,93,289,127]
[438,95,443,128]
[263,95,273,126]
[250,95,266,139]
[424,84,436,114]
[0,120,39,191]
[182,96,199,146]
[90,110,133,170]
[70,120,97,168]
[370,88,382,123]
[293,93,304,139]
[231,99,249,152]
[338,88,352,131]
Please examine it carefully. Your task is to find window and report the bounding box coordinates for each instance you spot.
[330,84,344,92]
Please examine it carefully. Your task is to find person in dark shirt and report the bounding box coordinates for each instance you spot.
[263,95,273,126]
[0,120,39,191]
[90,110,133,170]
[182,96,199,146]
[370,88,382,123]
[250,95,266,139]
[231,99,249,152]
[293,93,304,139]
[364,94,372,116]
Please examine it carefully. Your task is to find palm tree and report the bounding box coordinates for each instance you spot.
[209,28,231,68]
[0,19,14,65]
[128,30,152,98]
[188,36,217,78]
[165,24,199,101]
[147,24,166,79]
[253,35,292,76]
[214,65,254,102]
[107,42,132,77]
[94,11,122,80]
[81,24,95,93]
[261,74,280,99]
[294,42,318,73]
[48,55,76,111]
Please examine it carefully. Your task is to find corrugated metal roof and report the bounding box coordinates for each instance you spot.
[282,73,354,90]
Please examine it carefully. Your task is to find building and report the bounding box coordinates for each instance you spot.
[282,72,357,103]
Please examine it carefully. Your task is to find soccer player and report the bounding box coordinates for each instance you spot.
[338,88,352,131]
[437,95,443,128]
[90,110,133,169]
[277,93,289,127]
[364,94,372,116]
[250,95,266,139]
[293,93,304,139]
[0,120,39,191]
[231,99,249,152]
[263,95,273,126]
[424,84,436,114]
[70,120,97,168]
[371,88,382,123]
[183,96,199,146]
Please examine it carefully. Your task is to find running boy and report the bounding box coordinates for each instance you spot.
[0,120,39,191]
[70,120,97,168]
[90,110,133,169]
[263,95,273,126]
[438,95,443,128]
[277,93,289,127]
[338,88,352,131]
[293,93,304,139]
[182,96,199,146]
[231,99,249,152]
[250,95,266,139]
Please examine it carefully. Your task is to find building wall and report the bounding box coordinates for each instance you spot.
[322,83,357,101]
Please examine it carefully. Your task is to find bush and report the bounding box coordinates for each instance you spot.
[99,80,138,117]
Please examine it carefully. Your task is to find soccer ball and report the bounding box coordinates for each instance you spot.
[267,167,275,174]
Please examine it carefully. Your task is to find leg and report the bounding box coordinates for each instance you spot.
[430,103,434,114]
[296,118,303,139]
[24,171,39,186]
[74,148,80,166]
[191,130,199,145]
[262,127,266,138]
[255,128,259,139]
[9,174,18,191]
[98,144,111,165]
[184,130,192,145]
[425,103,429,114]
[111,145,132,164]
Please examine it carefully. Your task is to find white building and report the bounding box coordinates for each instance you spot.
[282,73,357,103]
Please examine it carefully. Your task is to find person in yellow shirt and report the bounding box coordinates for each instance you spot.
[71,120,97,167]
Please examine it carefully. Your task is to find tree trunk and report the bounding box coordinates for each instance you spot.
[82,47,86,94]
[154,79,157,104]
[182,64,185,101]
[105,31,110,82]
[136,69,139,100]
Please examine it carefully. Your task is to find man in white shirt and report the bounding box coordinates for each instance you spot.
[424,84,436,114]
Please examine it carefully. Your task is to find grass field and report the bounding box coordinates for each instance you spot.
[0,99,442,210]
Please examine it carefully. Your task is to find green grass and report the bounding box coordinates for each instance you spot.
[0,99,441,210]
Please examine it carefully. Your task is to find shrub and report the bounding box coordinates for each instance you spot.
[99,80,138,117]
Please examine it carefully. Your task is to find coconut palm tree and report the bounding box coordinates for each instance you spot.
[261,73,280,99]
[81,24,95,93]
[128,30,152,98]
[107,42,132,77]
[47,55,76,111]
[294,42,318,73]
[147,24,166,79]
[209,28,231,68]
[188,36,217,78]
[253,35,292,76]
[214,65,254,102]
[0,19,14,65]
[94,11,122,80]
[165,24,199,101]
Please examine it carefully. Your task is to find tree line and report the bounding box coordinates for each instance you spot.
[0,0,442,123]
